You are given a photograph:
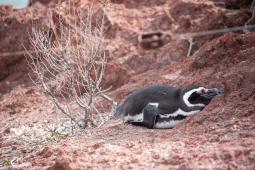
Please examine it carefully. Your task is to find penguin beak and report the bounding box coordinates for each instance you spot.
[202,88,224,98]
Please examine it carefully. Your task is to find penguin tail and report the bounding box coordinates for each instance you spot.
[114,104,125,120]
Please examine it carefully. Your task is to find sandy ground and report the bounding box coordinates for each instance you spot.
[0,0,255,169]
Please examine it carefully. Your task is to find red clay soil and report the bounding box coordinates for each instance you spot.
[0,0,255,169]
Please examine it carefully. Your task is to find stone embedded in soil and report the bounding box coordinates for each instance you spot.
[39,147,54,158]
[47,157,77,170]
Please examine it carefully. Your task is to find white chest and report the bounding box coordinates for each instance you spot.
[154,119,184,129]
[159,108,200,118]
[154,109,200,129]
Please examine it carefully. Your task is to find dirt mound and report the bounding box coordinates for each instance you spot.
[192,32,255,68]
[0,5,49,95]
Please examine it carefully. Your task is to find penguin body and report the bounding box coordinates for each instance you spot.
[115,84,222,129]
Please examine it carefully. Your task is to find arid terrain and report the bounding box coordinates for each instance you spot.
[0,0,255,169]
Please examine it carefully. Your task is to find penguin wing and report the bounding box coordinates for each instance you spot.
[157,99,179,115]
[114,85,180,119]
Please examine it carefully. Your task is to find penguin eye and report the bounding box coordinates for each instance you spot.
[196,88,206,95]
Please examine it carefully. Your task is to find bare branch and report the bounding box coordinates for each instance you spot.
[25,3,115,129]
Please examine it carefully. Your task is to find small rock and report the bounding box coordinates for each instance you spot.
[47,157,77,170]
[39,147,54,158]
[4,127,11,133]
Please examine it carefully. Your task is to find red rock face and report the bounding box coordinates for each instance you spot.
[0,0,255,169]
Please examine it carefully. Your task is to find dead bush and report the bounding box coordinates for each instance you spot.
[26,3,115,128]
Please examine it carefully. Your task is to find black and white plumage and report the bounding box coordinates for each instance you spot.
[114,84,223,129]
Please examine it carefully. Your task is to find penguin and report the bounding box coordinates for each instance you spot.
[114,84,223,129]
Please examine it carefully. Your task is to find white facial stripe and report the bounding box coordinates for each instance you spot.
[159,108,200,118]
[197,88,208,94]
[154,119,183,129]
[183,87,205,107]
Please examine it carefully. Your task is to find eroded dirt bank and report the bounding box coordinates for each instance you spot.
[0,0,255,169]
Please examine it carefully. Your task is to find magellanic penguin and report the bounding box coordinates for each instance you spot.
[114,84,223,129]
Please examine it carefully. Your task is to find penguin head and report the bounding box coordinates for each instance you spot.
[183,86,223,107]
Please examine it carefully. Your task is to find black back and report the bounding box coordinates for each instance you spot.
[115,84,182,118]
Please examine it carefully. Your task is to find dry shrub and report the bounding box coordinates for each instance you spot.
[26,2,115,128]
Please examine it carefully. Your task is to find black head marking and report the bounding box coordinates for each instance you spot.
[188,90,211,105]
[188,86,223,106]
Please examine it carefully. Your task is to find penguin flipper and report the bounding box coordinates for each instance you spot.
[131,103,158,129]
[142,103,159,128]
